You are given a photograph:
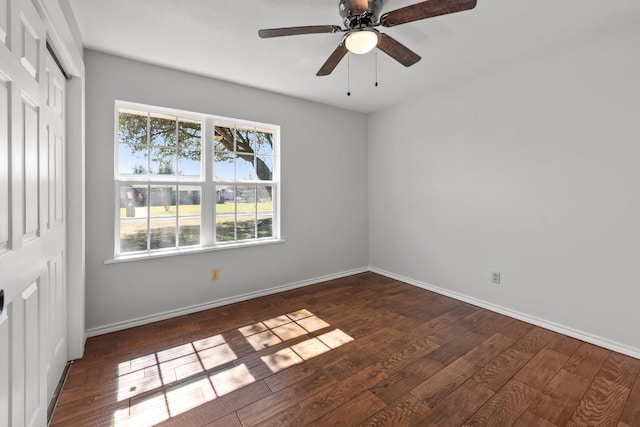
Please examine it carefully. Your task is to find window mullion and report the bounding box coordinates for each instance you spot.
[201,117,214,246]
[175,184,180,248]
[146,183,151,251]
[174,118,179,249]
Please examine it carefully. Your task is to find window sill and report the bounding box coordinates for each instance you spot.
[104,238,286,264]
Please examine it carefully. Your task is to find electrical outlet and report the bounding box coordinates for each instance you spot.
[491,271,501,284]
[211,268,219,281]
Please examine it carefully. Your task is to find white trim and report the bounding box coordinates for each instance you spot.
[370,267,640,360]
[105,238,286,264]
[34,0,83,77]
[85,266,369,337]
[32,0,86,360]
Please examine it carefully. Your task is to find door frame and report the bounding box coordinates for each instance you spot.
[34,0,85,360]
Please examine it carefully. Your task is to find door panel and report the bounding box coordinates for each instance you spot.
[0,307,10,427]
[45,253,66,402]
[0,0,7,46]
[22,282,41,427]
[23,97,40,239]
[18,1,41,80]
[0,76,8,252]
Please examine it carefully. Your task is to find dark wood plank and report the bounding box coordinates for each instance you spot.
[250,403,313,427]
[311,391,385,427]
[563,341,611,380]
[156,381,272,427]
[619,369,640,427]
[514,410,559,427]
[462,379,540,426]
[410,357,478,407]
[203,412,242,427]
[236,370,336,426]
[528,392,576,427]
[299,365,387,422]
[599,352,640,389]
[411,379,494,426]
[359,395,430,427]
[543,369,592,408]
[568,376,630,426]
[462,332,520,368]
[369,356,444,405]
[472,347,535,392]
[513,348,569,391]
[544,333,582,356]
[428,330,486,366]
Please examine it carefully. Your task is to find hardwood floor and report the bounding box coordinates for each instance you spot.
[51,272,640,426]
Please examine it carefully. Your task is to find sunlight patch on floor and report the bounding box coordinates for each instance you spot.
[112,309,352,427]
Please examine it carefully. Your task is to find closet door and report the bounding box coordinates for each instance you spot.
[43,49,67,406]
[0,0,68,425]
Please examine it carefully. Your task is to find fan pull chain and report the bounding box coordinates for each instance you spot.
[347,54,351,96]
[375,49,379,87]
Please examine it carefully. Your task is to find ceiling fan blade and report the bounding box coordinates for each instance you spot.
[345,0,369,14]
[380,0,477,27]
[258,25,342,38]
[316,44,349,76]
[377,33,421,67]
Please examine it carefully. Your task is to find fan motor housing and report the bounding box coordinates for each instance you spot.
[339,0,384,28]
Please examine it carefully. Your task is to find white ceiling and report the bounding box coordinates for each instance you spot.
[67,0,640,114]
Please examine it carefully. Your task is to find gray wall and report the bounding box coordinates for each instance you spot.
[369,23,640,353]
[85,50,369,332]
[86,19,640,356]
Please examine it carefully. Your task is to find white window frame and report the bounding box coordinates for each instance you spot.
[111,101,281,262]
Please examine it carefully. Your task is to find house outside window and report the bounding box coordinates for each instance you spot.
[114,101,280,259]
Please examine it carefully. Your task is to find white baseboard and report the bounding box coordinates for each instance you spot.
[370,266,640,360]
[86,267,369,337]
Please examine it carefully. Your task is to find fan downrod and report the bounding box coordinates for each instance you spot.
[339,0,384,29]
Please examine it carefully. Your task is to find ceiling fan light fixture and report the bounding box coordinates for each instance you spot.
[345,29,379,54]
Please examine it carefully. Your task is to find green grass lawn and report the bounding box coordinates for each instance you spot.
[120,201,273,218]
[119,218,273,252]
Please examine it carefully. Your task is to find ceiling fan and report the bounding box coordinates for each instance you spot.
[258,0,477,76]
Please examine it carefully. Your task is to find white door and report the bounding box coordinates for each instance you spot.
[43,49,67,405]
[0,0,68,425]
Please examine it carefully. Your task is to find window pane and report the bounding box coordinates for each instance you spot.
[235,127,254,153]
[150,218,176,250]
[150,113,177,147]
[236,213,256,241]
[256,156,273,181]
[214,125,234,152]
[178,118,201,177]
[149,185,177,250]
[214,153,235,181]
[178,150,201,176]
[216,185,235,242]
[119,144,148,175]
[179,186,200,246]
[119,184,148,253]
[237,185,257,241]
[257,186,273,238]
[119,109,147,145]
[237,185,256,206]
[236,154,255,180]
[149,185,176,217]
[255,129,273,155]
[150,146,176,175]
